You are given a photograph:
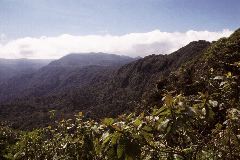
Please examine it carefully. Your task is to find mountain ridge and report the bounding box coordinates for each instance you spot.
[0,24,239,160]
[0,41,212,129]
[0,53,137,103]
[49,52,138,67]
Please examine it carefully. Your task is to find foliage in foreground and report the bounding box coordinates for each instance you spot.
[1,68,240,160]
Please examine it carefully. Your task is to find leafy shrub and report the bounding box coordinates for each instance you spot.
[1,69,239,160]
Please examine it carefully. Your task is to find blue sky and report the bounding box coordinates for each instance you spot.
[1,0,239,38]
[0,0,239,58]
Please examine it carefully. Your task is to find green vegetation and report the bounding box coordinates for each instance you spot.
[1,69,240,159]
[0,40,210,130]
[0,29,240,159]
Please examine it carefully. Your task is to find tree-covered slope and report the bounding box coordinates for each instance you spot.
[0,41,210,129]
[0,53,135,103]
[1,28,240,160]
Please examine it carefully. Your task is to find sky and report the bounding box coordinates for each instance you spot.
[0,0,239,59]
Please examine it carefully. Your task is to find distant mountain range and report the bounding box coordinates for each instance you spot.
[0,58,52,83]
[0,53,136,102]
[49,53,137,67]
[0,41,212,129]
[2,28,240,129]
[1,29,239,160]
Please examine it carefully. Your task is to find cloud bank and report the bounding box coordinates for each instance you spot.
[0,29,233,59]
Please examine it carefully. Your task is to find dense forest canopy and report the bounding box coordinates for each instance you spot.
[0,28,240,159]
[0,41,210,129]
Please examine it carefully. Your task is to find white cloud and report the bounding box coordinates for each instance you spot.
[0,29,233,59]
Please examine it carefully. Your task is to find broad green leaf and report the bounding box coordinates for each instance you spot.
[153,106,167,116]
[111,132,121,145]
[142,126,152,132]
[133,118,142,127]
[117,143,125,159]
[142,131,153,141]
[103,118,114,126]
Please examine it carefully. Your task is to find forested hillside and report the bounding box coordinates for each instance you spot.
[1,28,239,159]
[0,53,136,129]
[0,41,210,129]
